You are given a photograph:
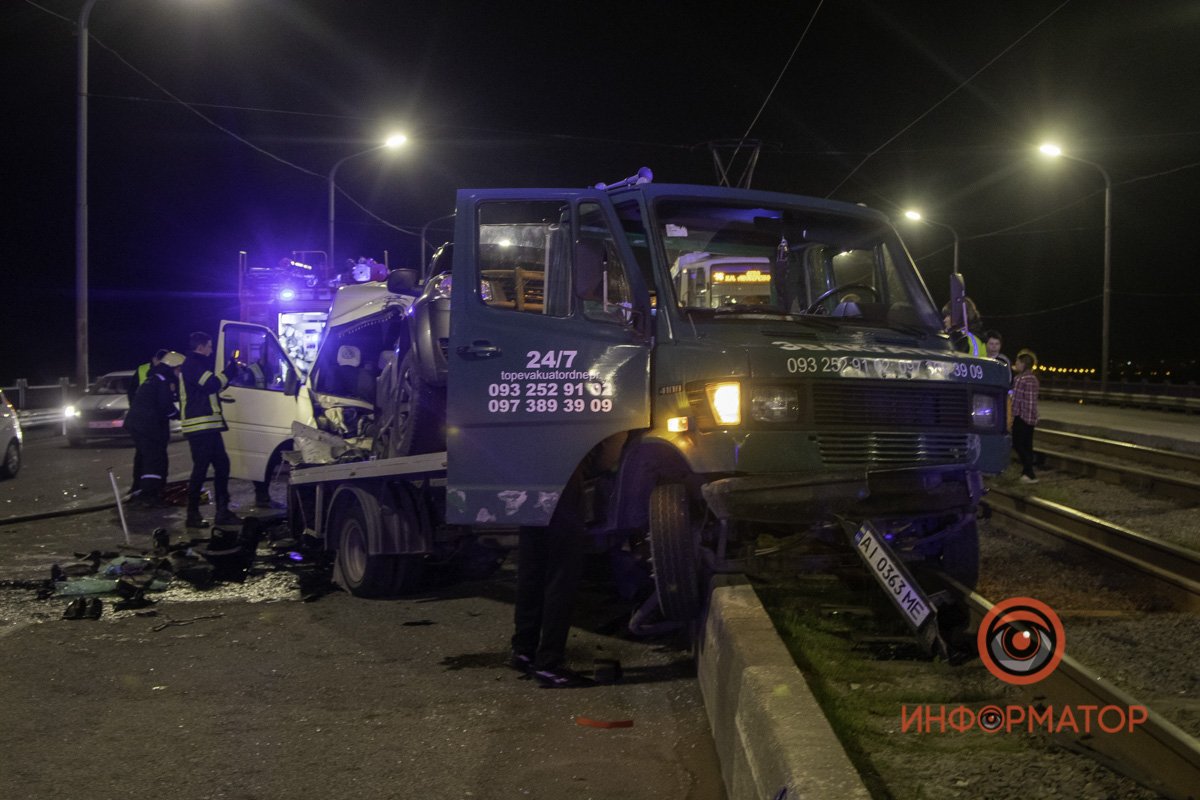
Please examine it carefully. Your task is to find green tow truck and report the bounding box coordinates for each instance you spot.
[254,169,1009,635]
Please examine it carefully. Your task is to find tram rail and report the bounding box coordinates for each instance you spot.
[949,582,1200,800]
[1038,428,1200,477]
[985,487,1200,611]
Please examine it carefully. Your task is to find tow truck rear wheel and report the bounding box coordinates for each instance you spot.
[939,519,979,589]
[333,492,420,597]
[648,483,701,623]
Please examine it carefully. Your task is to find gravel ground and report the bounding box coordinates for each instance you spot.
[758,574,1165,800]
[754,458,1198,800]
[1027,457,1200,553]
[981,469,1200,738]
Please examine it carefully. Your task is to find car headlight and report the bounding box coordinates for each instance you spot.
[64,405,79,418]
[751,387,800,423]
[706,382,741,426]
[971,394,998,428]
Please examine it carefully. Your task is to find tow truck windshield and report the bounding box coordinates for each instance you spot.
[656,200,942,332]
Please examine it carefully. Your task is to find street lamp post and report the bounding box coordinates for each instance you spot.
[903,210,961,274]
[327,134,407,274]
[1039,144,1112,391]
[76,0,101,390]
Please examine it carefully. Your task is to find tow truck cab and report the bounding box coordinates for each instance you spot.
[441,177,1008,620]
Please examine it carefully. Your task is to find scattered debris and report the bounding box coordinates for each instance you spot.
[150,612,224,632]
[7,514,339,625]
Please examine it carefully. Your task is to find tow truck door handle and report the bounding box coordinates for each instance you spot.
[219,396,236,403]
[457,340,501,360]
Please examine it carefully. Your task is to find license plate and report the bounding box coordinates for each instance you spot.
[853,524,932,628]
[87,420,121,429]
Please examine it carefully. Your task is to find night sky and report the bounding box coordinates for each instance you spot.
[4,0,1199,386]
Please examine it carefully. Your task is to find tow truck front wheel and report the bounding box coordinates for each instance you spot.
[648,483,702,622]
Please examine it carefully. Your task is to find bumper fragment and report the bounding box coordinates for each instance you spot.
[701,466,976,523]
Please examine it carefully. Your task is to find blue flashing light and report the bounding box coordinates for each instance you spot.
[287,551,304,562]
[278,287,297,302]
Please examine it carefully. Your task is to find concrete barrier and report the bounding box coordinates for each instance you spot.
[698,575,870,800]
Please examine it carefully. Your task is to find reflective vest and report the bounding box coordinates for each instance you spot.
[178,354,228,435]
[964,332,983,357]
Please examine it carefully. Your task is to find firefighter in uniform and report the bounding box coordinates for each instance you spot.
[127,348,168,493]
[125,351,184,505]
[179,331,241,529]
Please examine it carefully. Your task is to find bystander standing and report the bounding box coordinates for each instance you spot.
[1011,351,1040,483]
[983,330,1010,367]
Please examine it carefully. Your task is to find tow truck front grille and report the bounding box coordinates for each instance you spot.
[816,431,975,467]
[811,382,968,429]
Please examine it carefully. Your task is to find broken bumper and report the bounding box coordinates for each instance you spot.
[700,465,979,523]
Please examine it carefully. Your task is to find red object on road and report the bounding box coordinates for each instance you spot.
[575,716,634,729]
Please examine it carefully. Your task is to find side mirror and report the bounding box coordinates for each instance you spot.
[387,268,420,295]
[947,272,968,332]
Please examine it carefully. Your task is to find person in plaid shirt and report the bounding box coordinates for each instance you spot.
[1010,352,1040,483]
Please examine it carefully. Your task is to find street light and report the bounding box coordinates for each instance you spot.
[1039,142,1112,390]
[75,0,101,390]
[903,209,961,274]
[327,134,407,275]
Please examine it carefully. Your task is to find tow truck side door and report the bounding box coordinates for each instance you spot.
[217,320,307,484]
[446,190,652,526]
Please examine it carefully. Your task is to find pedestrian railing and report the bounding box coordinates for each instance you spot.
[1040,378,1200,414]
[1,378,74,430]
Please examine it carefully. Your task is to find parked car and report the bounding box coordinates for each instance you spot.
[0,388,22,478]
[64,370,181,446]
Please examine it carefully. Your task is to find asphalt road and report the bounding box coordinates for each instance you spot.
[0,431,726,800]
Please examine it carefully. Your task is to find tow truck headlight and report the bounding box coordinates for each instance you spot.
[706,382,741,426]
[64,405,79,418]
[750,387,799,422]
[971,394,998,428]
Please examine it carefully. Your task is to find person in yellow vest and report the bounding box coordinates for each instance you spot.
[179,332,241,529]
[941,299,983,356]
[126,349,168,494]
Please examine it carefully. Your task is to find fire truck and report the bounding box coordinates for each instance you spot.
[237,251,338,377]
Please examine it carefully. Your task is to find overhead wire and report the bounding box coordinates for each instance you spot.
[824,0,1072,199]
[28,0,424,237]
[722,0,825,176]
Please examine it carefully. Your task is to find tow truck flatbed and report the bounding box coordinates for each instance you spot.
[289,451,448,486]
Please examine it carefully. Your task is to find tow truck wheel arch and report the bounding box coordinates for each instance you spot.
[324,482,428,597]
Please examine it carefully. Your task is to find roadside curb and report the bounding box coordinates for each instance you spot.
[698,575,870,800]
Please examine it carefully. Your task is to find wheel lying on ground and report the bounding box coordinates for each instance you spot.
[648,483,701,622]
[334,490,423,597]
[939,519,979,590]
[0,439,20,479]
[387,352,446,458]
